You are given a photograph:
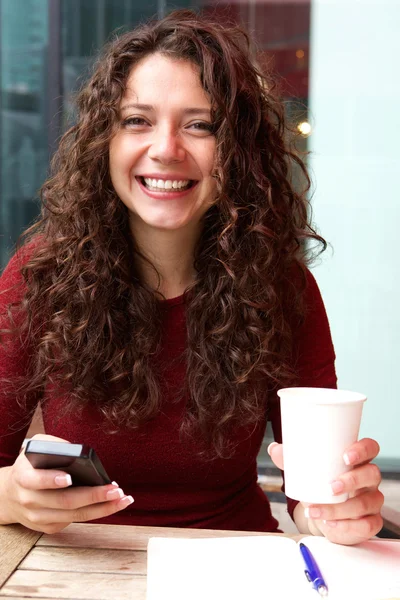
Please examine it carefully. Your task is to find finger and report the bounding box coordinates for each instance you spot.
[16,464,74,491]
[15,515,69,535]
[305,489,384,522]
[20,434,71,455]
[16,454,120,491]
[18,483,125,511]
[314,513,383,546]
[30,434,71,443]
[354,487,374,496]
[267,442,283,470]
[39,523,70,535]
[25,494,134,526]
[16,456,75,490]
[72,494,135,522]
[343,438,380,467]
[330,463,382,496]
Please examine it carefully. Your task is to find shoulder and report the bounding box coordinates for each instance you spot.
[287,259,319,288]
[289,263,337,387]
[0,237,42,306]
[287,261,331,327]
[285,261,325,314]
[302,266,326,308]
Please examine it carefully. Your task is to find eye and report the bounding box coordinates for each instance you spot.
[188,122,214,134]
[122,117,149,128]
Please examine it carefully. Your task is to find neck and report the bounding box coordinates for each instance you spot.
[131,219,202,299]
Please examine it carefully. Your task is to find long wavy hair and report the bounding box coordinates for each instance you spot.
[1,9,326,457]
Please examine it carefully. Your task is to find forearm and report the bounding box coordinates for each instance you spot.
[0,466,16,524]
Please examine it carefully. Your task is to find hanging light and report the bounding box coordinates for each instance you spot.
[297,121,312,136]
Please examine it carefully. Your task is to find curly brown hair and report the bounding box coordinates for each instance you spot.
[1,9,326,457]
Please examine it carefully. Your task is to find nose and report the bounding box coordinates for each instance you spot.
[147,125,186,164]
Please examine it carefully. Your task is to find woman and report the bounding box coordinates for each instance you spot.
[0,10,383,544]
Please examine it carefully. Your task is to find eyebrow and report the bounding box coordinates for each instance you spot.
[120,103,211,116]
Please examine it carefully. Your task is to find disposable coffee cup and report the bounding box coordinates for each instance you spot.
[277,387,366,504]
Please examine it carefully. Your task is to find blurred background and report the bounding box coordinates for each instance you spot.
[0,0,399,472]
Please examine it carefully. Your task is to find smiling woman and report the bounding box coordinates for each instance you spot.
[0,9,383,544]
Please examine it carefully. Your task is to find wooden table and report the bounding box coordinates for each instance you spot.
[0,523,296,599]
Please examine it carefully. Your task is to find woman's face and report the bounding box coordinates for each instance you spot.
[109,53,217,237]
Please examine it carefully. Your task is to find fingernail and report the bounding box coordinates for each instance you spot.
[331,480,344,494]
[343,450,358,465]
[55,474,72,487]
[304,507,321,519]
[111,481,119,487]
[106,488,124,500]
[119,495,134,507]
[267,442,279,456]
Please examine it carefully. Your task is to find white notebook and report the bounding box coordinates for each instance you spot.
[146,535,400,600]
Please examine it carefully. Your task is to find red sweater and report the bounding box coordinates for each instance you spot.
[0,249,337,532]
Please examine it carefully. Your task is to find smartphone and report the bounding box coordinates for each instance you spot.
[25,440,112,487]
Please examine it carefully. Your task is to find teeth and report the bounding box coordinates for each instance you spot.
[143,178,191,190]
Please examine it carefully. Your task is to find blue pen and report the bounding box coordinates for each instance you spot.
[299,542,329,597]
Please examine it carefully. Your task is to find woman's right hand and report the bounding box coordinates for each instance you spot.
[1,434,134,534]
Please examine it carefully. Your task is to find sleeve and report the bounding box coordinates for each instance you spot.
[269,267,337,521]
[0,249,40,468]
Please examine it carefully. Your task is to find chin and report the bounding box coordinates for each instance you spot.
[146,219,193,231]
[134,210,201,232]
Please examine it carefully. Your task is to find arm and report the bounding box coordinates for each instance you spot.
[0,249,39,469]
[0,431,135,530]
[269,269,383,544]
[268,267,337,525]
[291,268,337,533]
[0,250,133,531]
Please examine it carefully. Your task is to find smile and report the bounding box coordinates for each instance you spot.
[136,176,198,199]
[138,176,196,191]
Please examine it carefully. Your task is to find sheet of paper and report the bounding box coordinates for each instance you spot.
[303,536,400,600]
[146,535,310,600]
[146,535,400,600]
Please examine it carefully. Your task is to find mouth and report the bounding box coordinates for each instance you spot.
[136,176,197,192]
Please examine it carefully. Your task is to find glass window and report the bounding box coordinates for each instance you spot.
[62,0,162,130]
[0,0,49,268]
[1,0,310,468]
[1,0,311,466]
[1,0,310,272]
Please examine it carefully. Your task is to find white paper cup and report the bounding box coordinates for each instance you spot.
[277,387,366,504]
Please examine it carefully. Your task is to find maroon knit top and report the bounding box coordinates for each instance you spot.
[0,248,336,532]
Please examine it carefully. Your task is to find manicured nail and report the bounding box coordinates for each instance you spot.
[55,474,72,487]
[331,480,344,494]
[305,507,321,519]
[267,442,279,456]
[343,450,358,465]
[119,495,134,508]
[111,481,119,487]
[106,488,124,500]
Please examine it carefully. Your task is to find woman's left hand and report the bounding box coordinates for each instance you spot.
[268,438,384,545]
